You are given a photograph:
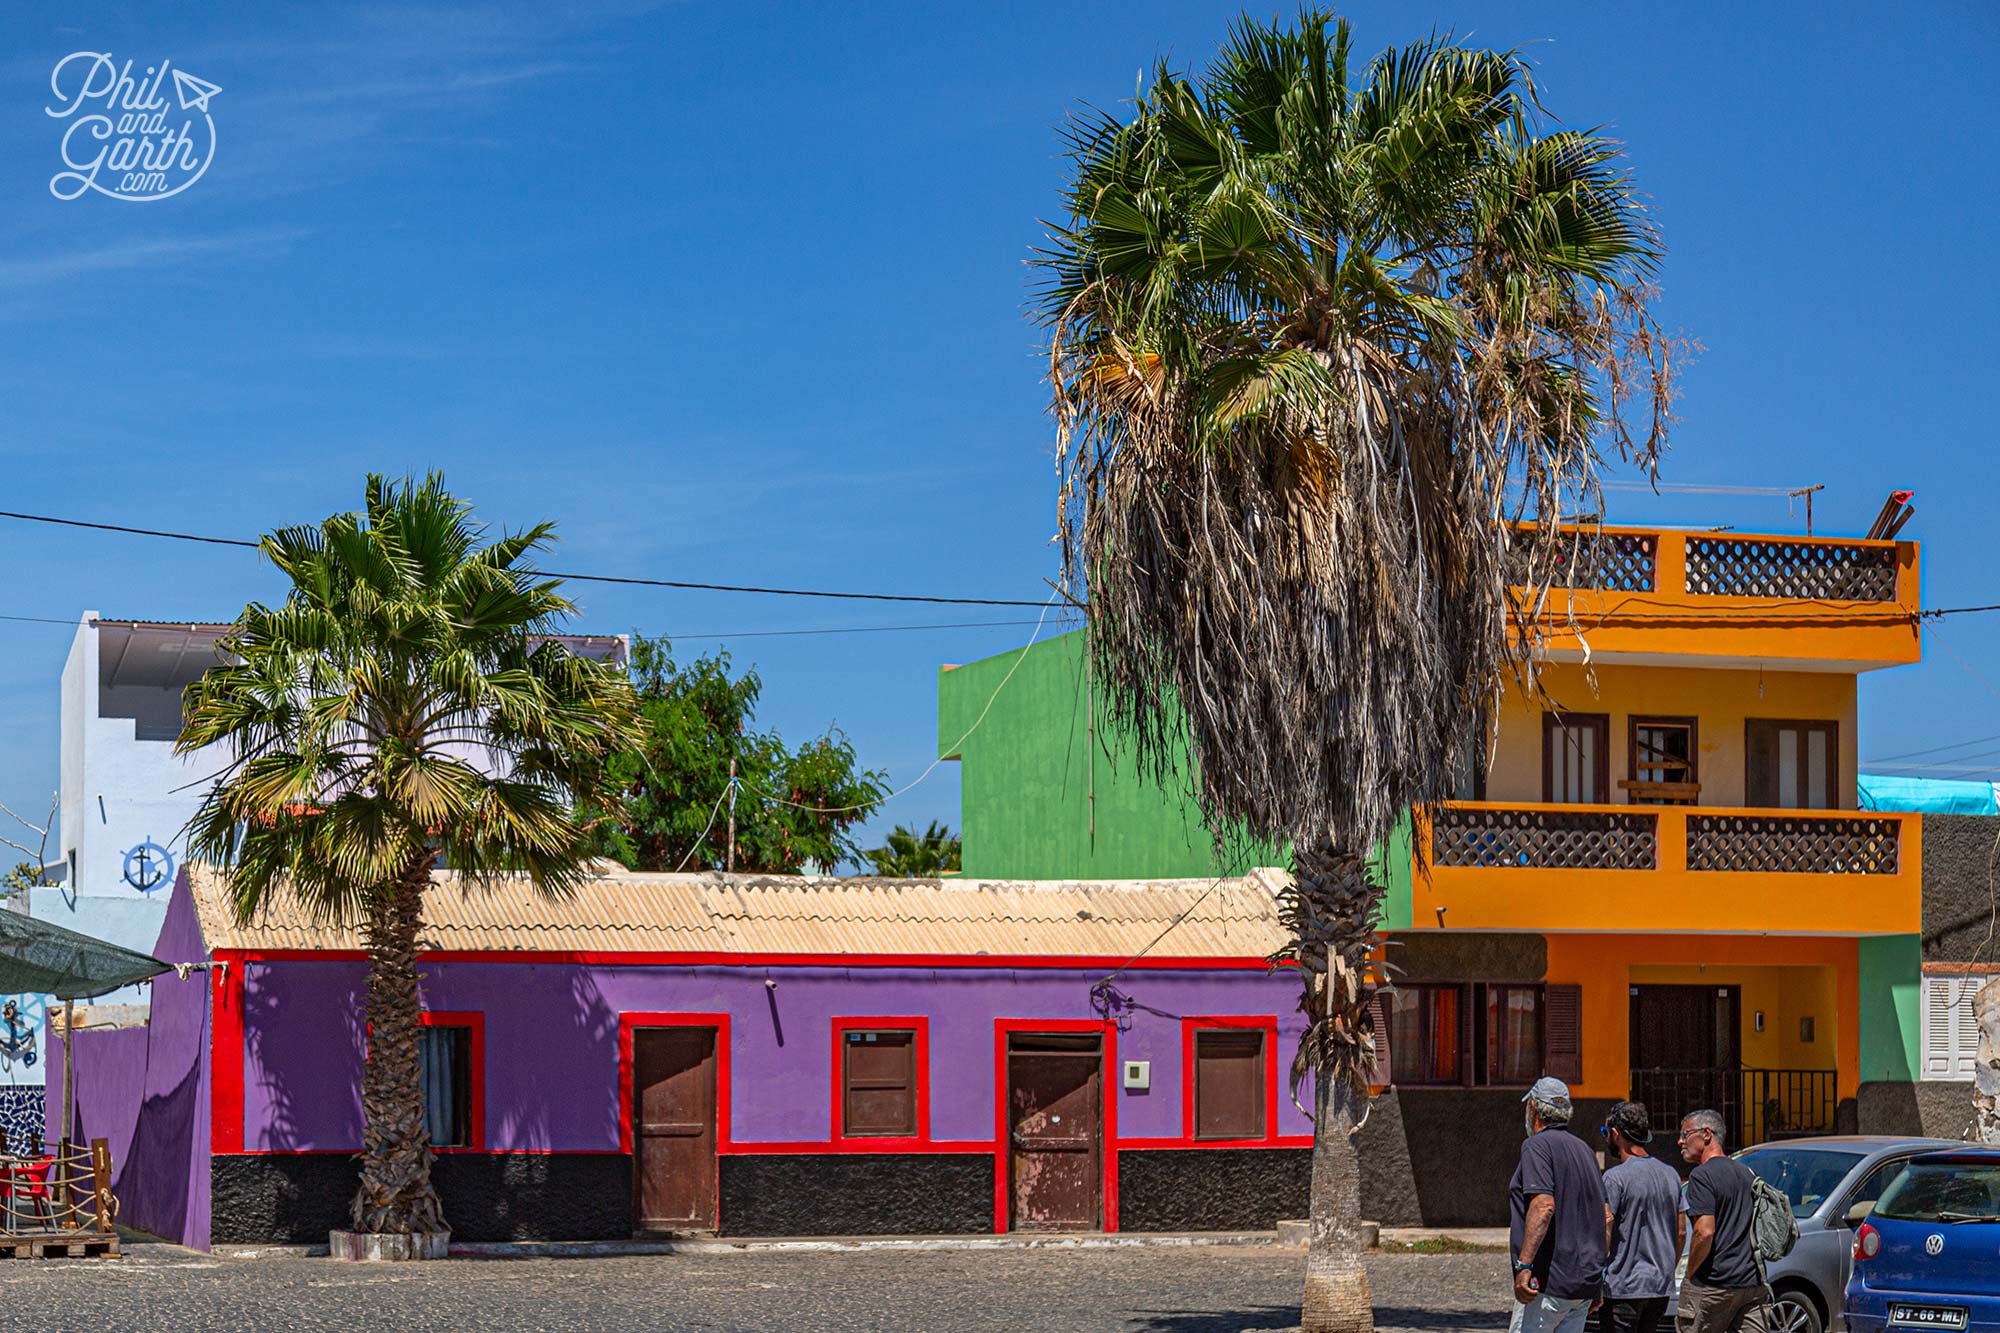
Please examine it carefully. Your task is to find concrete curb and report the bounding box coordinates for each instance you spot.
[218,1230,1287,1261]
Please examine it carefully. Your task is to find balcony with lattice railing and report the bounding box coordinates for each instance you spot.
[1415,802,1920,934]
[1507,526,1919,669]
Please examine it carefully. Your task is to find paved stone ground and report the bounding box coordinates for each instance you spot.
[0,1238,1513,1332]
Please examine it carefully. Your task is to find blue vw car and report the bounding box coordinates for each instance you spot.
[1848,1148,2000,1333]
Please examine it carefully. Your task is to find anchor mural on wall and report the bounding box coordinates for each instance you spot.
[0,1001,37,1072]
[122,837,174,894]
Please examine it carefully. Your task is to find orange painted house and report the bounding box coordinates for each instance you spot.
[942,522,1929,1223]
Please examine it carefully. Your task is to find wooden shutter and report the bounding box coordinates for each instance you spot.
[1368,992,1394,1088]
[843,1030,917,1136]
[1194,1030,1266,1139]
[1921,975,1985,1081]
[1544,984,1584,1084]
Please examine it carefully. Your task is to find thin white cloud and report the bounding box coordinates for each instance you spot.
[0,227,306,287]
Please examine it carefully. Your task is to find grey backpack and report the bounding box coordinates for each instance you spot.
[1750,1173,1799,1263]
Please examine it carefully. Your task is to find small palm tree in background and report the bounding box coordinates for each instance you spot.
[180,475,642,1238]
[1039,14,1679,1330]
[864,821,962,877]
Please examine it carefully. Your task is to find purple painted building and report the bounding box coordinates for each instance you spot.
[60,864,1318,1246]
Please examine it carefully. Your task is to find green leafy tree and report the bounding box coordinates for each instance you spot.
[863,822,962,877]
[1038,15,1677,1330]
[596,636,887,873]
[180,475,642,1238]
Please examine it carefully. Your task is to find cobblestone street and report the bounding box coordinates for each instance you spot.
[0,1240,1511,1332]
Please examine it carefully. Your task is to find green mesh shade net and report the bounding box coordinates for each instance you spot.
[0,909,170,1000]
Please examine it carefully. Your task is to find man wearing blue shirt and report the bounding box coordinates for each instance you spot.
[1510,1077,1608,1333]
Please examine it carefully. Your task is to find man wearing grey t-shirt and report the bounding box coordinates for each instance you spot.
[1599,1101,1685,1333]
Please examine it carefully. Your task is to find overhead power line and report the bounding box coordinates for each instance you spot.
[0,509,1049,607]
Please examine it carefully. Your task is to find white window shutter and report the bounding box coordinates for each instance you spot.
[1922,976,1990,1081]
[1956,978,1984,1080]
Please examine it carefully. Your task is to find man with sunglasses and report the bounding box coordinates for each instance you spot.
[1676,1108,1767,1333]
[1599,1101,1685,1333]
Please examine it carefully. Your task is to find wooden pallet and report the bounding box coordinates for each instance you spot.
[0,1232,119,1259]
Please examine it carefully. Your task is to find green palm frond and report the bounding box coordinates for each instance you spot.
[1037,10,1683,867]
[179,472,644,924]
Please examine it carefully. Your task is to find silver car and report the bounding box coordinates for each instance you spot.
[1732,1135,1966,1333]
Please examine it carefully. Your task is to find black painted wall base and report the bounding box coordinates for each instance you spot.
[1357,1090,1620,1227]
[1117,1147,1309,1232]
[718,1153,992,1236]
[210,1153,633,1245]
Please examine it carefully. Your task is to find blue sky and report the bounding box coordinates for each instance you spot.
[0,1,1996,863]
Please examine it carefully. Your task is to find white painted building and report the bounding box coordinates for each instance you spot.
[5,613,627,1094]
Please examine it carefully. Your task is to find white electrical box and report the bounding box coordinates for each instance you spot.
[1122,1060,1149,1090]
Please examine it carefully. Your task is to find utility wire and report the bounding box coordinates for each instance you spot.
[740,594,1064,815]
[0,508,1049,607]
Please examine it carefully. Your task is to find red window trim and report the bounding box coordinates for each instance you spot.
[991,1017,1119,1235]
[616,1012,732,1156]
[829,1016,930,1148]
[418,1011,487,1154]
[1180,1016,1280,1144]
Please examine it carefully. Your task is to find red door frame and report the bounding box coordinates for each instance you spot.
[992,1017,1117,1234]
[618,1012,731,1230]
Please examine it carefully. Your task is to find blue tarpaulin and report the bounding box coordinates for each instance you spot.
[1857,773,2000,815]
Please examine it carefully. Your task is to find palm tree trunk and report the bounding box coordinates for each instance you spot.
[1289,843,1380,1333]
[352,857,446,1235]
[1302,1054,1374,1332]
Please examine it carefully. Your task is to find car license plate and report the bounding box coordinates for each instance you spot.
[1889,1305,1968,1329]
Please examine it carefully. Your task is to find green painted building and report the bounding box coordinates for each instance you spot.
[938,630,1412,923]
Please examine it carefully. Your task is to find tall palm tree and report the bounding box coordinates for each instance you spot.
[1038,15,1677,1331]
[180,475,642,1238]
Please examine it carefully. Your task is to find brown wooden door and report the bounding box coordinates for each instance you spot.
[1629,985,1740,1143]
[632,1027,718,1231]
[1007,1036,1102,1231]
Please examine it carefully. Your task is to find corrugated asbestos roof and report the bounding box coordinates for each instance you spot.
[187,862,1291,960]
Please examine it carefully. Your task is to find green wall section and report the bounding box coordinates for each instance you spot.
[1859,934,1922,1082]
[938,630,1414,924]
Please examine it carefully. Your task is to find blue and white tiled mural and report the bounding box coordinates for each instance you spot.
[0,995,46,1145]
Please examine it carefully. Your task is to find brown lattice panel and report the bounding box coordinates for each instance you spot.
[1433,806,1658,871]
[1685,814,1901,874]
[1507,530,1657,593]
[1682,537,1898,601]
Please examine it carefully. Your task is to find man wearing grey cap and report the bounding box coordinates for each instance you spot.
[1600,1101,1686,1333]
[1510,1077,1607,1333]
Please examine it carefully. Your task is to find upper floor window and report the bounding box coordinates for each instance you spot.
[1746,719,1838,809]
[1628,717,1698,805]
[1543,713,1609,804]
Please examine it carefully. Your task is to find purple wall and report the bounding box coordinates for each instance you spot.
[51,871,211,1248]
[242,959,1313,1152]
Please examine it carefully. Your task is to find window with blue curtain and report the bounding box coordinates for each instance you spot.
[417,1024,473,1148]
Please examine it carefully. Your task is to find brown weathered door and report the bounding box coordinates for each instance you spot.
[1629,985,1740,1143]
[1007,1035,1101,1231]
[632,1027,718,1231]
